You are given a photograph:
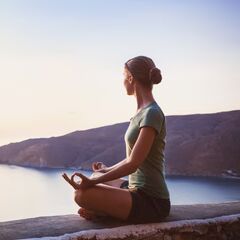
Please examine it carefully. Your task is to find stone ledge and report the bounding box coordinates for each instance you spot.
[0,201,239,240]
[29,213,240,240]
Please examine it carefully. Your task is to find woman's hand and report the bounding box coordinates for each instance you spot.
[62,172,95,190]
[92,162,108,173]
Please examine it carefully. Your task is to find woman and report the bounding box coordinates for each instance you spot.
[62,55,171,224]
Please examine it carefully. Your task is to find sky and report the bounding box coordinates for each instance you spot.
[0,0,239,146]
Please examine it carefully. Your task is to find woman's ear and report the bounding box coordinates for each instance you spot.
[128,74,134,84]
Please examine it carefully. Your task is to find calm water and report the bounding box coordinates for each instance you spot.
[0,164,240,222]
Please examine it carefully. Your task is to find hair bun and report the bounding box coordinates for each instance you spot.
[149,67,162,84]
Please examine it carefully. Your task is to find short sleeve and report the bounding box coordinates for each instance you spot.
[139,108,164,135]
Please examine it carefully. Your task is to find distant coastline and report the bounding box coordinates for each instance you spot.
[0,110,239,177]
[1,163,240,180]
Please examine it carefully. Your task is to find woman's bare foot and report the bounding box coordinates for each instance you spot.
[78,207,97,220]
[78,207,108,220]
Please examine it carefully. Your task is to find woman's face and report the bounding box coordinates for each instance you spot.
[123,67,134,95]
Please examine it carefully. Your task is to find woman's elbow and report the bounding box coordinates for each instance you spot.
[126,160,139,174]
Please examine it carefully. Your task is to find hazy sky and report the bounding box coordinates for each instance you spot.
[0,0,239,146]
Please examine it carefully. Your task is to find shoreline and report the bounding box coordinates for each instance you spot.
[1,163,240,180]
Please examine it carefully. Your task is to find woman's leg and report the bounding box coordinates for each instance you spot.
[74,183,132,221]
[78,172,128,219]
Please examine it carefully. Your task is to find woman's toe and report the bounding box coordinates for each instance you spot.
[78,208,96,220]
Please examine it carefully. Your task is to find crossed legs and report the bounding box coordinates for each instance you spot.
[75,172,131,221]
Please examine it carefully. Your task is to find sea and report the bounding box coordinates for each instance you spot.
[0,164,240,222]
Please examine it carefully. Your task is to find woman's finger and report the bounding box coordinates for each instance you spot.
[71,173,77,182]
[71,172,84,182]
[92,162,104,171]
[96,162,102,168]
[62,173,78,189]
[92,162,97,170]
[63,173,75,186]
[93,162,101,170]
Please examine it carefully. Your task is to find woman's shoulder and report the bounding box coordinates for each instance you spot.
[142,102,165,120]
[131,101,165,123]
[138,103,165,135]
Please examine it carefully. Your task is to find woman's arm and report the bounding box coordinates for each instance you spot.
[91,126,156,185]
[64,127,156,189]
[103,158,127,172]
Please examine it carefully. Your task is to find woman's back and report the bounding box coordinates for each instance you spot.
[124,100,170,199]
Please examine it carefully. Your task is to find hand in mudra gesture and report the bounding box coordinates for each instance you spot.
[92,161,108,173]
[62,162,108,189]
[62,172,94,190]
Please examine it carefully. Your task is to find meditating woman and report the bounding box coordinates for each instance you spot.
[62,55,171,224]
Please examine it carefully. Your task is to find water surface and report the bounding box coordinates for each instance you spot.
[0,164,239,222]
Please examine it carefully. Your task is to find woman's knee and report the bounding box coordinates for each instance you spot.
[74,189,86,206]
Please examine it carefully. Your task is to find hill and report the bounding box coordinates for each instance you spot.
[0,110,239,176]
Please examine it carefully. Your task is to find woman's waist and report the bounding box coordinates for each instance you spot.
[128,183,170,200]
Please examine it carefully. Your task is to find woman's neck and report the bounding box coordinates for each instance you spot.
[135,94,155,112]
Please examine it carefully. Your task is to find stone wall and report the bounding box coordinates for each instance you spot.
[1,201,240,240]
[28,214,240,240]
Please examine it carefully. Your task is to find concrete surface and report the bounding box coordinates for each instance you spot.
[0,201,239,240]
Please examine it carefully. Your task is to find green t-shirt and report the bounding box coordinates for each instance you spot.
[124,100,170,199]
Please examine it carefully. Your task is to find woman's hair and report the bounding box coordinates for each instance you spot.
[124,56,162,89]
